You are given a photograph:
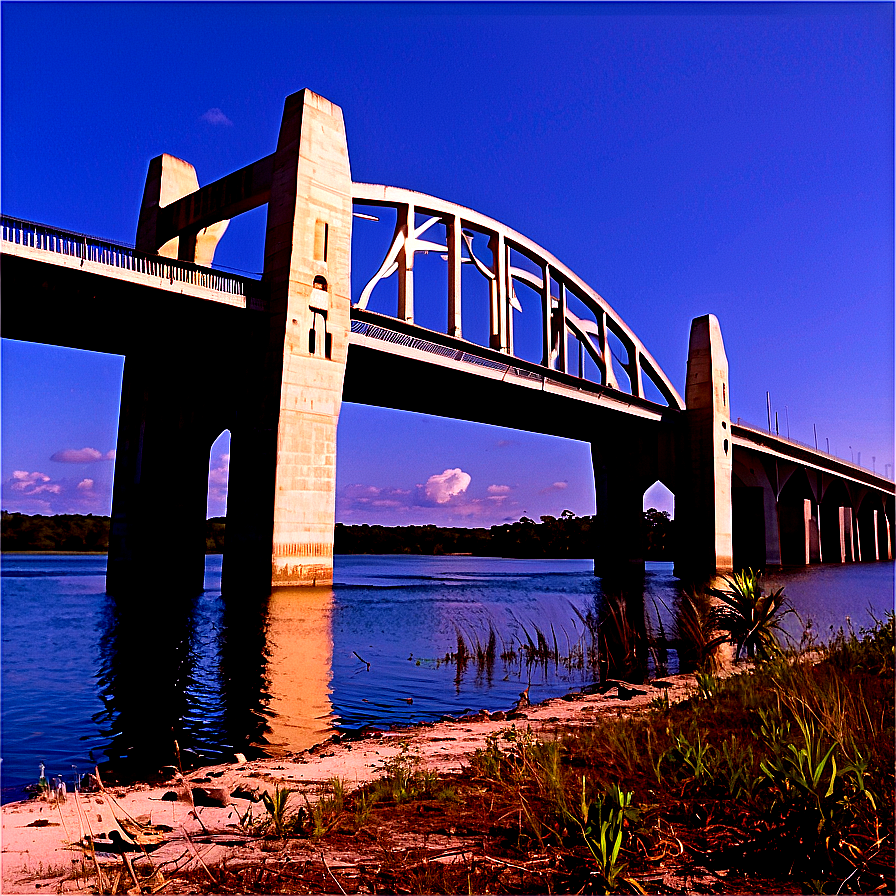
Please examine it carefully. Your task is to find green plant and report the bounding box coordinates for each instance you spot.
[260,785,295,838]
[304,778,346,838]
[718,735,761,800]
[564,778,643,893]
[370,743,439,804]
[694,670,721,700]
[353,791,373,829]
[711,569,791,661]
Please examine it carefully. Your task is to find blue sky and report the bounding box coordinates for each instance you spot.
[2,2,893,525]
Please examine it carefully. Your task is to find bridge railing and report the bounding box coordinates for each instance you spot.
[350,309,678,417]
[1,215,266,305]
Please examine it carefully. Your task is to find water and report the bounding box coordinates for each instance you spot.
[1,554,892,803]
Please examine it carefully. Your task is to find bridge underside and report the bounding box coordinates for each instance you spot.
[345,316,680,579]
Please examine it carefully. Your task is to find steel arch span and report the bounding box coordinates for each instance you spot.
[351,183,684,412]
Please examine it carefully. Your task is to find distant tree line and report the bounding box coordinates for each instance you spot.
[1,509,673,559]
[1,512,228,554]
[335,509,674,559]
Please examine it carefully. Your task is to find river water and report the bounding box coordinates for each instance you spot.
[1,554,892,803]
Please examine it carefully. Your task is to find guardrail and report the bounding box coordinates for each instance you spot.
[351,318,545,382]
[349,314,684,424]
[1,215,265,303]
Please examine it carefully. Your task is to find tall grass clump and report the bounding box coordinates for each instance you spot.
[710,569,792,661]
[465,613,893,894]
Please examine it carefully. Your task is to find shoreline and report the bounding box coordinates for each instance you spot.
[1,672,700,894]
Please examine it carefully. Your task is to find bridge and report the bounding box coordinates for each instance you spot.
[2,89,892,595]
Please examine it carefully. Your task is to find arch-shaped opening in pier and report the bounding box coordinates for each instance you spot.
[819,479,854,564]
[778,469,815,566]
[855,491,886,562]
[642,480,674,561]
[207,429,231,524]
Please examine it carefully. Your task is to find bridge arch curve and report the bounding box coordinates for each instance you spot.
[351,184,684,411]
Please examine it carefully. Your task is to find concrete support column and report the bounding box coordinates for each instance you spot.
[805,499,821,564]
[870,509,880,562]
[591,442,647,577]
[674,314,733,580]
[107,351,219,596]
[836,507,852,562]
[136,153,228,264]
[224,90,352,592]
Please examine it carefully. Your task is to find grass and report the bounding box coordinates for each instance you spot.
[91,610,893,895]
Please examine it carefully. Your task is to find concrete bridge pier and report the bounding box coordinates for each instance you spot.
[107,89,353,596]
[222,90,353,593]
[107,350,225,596]
[590,441,651,578]
[674,314,734,582]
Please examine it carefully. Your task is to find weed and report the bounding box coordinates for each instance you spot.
[260,785,295,838]
[369,743,440,804]
[710,569,792,661]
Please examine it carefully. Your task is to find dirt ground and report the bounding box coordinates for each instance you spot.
[2,673,723,895]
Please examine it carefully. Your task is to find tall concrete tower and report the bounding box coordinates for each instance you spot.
[676,314,734,580]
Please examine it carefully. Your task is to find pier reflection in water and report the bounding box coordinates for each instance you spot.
[262,587,335,755]
[93,575,335,784]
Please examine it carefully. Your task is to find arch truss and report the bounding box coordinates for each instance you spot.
[352,184,683,411]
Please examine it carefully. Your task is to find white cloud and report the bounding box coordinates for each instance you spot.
[487,484,511,495]
[50,447,112,463]
[424,468,471,504]
[3,470,110,513]
[540,480,569,493]
[11,470,50,487]
[7,470,62,496]
[201,107,233,126]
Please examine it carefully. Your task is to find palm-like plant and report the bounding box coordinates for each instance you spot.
[710,569,791,661]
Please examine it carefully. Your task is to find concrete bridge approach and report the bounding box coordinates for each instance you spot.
[2,89,893,595]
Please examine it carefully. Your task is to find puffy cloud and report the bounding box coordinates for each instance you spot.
[423,468,471,504]
[200,107,233,126]
[10,470,50,488]
[8,471,61,494]
[540,480,569,493]
[487,484,511,495]
[50,447,115,463]
[2,469,109,513]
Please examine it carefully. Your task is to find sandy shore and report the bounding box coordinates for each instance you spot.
[1,673,699,894]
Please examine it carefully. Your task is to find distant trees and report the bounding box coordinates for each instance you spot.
[2,508,675,558]
[1,511,111,552]
[335,509,675,560]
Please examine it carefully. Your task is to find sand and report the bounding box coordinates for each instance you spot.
[1,673,700,894]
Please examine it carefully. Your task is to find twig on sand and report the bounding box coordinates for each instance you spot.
[321,852,348,895]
